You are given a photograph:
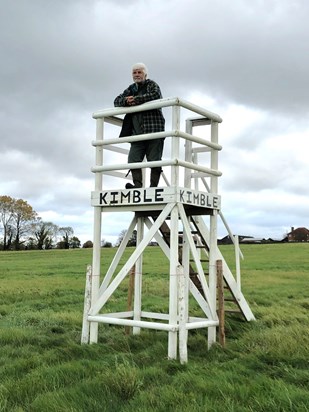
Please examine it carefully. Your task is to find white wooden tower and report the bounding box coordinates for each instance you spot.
[81,97,255,363]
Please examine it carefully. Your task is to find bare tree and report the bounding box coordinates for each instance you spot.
[116,229,137,247]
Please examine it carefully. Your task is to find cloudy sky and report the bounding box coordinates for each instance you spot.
[1,0,308,245]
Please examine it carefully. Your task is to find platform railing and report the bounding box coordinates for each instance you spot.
[91,96,223,191]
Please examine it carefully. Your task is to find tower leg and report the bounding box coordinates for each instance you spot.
[133,216,144,335]
[208,211,218,348]
[178,264,188,364]
[90,206,102,344]
[81,264,92,344]
[168,205,179,359]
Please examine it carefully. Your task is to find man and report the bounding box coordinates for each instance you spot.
[114,63,165,189]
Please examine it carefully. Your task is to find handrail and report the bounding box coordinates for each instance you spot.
[92,130,222,151]
[91,159,221,177]
[92,96,223,123]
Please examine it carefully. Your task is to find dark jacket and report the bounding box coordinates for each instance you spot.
[114,79,165,135]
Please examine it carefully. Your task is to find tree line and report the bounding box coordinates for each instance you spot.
[0,195,81,250]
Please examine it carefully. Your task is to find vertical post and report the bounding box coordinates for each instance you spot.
[168,204,179,359]
[125,264,135,335]
[216,259,225,347]
[81,264,92,344]
[90,118,104,343]
[171,105,180,188]
[184,119,193,188]
[168,104,181,359]
[133,216,144,335]
[179,216,190,364]
[178,264,187,363]
[208,121,219,348]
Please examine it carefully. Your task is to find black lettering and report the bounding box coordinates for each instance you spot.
[200,194,205,206]
[187,191,192,204]
[100,192,108,205]
[193,193,199,205]
[180,190,185,202]
[120,191,131,203]
[206,195,212,207]
[110,191,119,204]
[143,189,152,203]
[213,196,219,208]
[133,190,141,203]
[155,188,164,201]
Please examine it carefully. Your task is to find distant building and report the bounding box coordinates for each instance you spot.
[218,227,309,244]
[287,227,309,242]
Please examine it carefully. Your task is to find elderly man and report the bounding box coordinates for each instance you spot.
[114,63,165,189]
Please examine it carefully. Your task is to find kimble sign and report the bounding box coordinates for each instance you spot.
[91,187,220,210]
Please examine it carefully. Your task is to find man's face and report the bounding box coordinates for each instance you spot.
[132,68,146,83]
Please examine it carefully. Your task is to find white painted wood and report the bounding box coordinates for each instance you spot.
[91,187,220,210]
[189,281,212,318]
[89,118,104,344]
[93,97,223,123]
[178,264,187,364]
[133,216,144,334]
[168,204,179,359]
[81,264,92,344]
[92,159,221,178]
[178,204,217,320]
[89,203,175,316]
[208,121,219,348]
[234,235,241,292]
[88,315,178,332]
[193,217,256,321]
[99,215,137,295]
[84,97,255,363]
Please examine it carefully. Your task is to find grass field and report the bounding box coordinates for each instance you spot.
[0,244,308,411]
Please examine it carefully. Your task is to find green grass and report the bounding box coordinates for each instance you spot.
[0,244,308,411]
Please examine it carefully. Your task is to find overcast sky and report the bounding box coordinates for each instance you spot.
[1,0,308,245]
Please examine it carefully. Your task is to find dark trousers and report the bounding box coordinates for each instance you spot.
[128,138,164,163]
[128,138,164,187]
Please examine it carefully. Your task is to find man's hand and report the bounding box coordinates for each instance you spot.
[126,96,136,106]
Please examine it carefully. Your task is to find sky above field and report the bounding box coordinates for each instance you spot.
[1,0,308,244]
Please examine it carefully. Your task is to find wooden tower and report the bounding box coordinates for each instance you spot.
[81,97,255,363]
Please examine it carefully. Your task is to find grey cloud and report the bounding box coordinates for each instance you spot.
[1,0,308,242]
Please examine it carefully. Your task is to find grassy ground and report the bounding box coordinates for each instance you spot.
[0,244,308,411]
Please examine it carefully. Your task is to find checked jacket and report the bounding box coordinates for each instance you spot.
[114,79,165,134]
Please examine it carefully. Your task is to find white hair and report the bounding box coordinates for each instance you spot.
[132,62,148,76]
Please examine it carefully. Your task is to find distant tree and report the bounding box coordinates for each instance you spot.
[83,240,93,248]
[116,229,137,247]
[127,230,137,247]
[59,226,74,249]
[116,230,127,247]
[0,195,15,250]
[70,236,81,249]
[12,199,37,250]
[31,220,59,250]
[101,238,112,248]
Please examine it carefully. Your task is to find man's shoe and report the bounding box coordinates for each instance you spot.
[125,182,142,189]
